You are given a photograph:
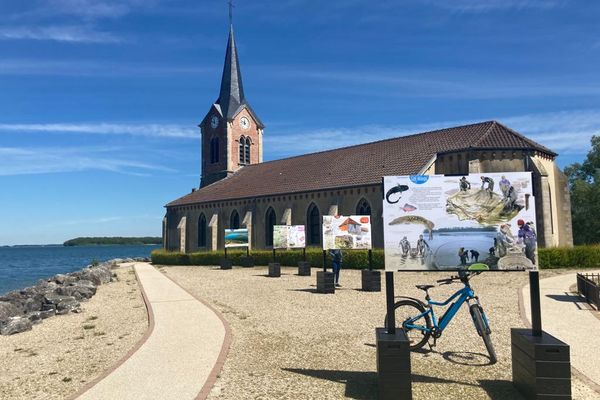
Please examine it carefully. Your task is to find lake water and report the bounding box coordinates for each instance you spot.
[0,245,160,295]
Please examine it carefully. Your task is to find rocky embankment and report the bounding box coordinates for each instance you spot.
[0,258,148,336]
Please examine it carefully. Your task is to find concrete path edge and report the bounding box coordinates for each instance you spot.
[160,269,233,400]
[65,264,233,400]
[65,265,157,400]
[517,274,600,395]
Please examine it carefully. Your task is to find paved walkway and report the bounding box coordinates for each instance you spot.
[75,263,229,400]
[521,271,600,388]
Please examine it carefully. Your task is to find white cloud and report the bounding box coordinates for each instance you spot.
[0,25,122,43]
[265,66,600,100]
[265,109,600,159]
[0,122,198,139]
[0,146,176,176]
[0,59,213,77]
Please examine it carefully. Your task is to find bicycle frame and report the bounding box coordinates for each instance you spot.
[404,284,478,333]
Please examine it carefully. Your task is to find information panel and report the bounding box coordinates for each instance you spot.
[322,215,372,250]
[383,173,538,271]
[224,228,249,248]
[273,225,306,249]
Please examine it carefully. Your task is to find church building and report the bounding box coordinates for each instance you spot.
[163,24,573,253]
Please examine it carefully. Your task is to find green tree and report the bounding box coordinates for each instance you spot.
[565,135,600,244]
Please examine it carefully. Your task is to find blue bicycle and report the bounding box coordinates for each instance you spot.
[384,271,497,363]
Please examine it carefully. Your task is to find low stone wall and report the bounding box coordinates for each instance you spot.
[0,258,148,335]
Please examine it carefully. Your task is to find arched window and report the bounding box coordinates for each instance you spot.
[239,136,245,164]
[356,198,372,216]
[238,136,251,165]
[230,210,240,229]
[265,207,276,246]
[306,203,320,246]
[198,214,207,247]
[210,137,219,163]
[244,137,251,164]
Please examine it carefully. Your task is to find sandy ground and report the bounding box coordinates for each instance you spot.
[0,265,148,400]
[163,266,600,400]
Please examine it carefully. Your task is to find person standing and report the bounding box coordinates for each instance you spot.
[470,249,480,262]
[458,247,468,266]
[399,236,411,257]
[329,248,343,287]
[416,234,429,257]
[517,219,537,264]
[480,176,495,198]
[459,176,471,192]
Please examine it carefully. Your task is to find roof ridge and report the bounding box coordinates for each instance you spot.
[250,120,495,167]
[470,120,496,147]
[493,121,557,156]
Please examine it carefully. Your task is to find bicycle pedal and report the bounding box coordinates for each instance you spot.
[428,338,437,351]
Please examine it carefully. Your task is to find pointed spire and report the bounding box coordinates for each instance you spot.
[217,24,246,121]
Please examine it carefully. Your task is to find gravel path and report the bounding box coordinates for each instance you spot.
[0,265,148,400]
[164,266,600,400]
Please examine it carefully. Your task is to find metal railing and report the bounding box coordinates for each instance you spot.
[577,273,600,309]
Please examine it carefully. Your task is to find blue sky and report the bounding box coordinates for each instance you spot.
[1,0,599,245]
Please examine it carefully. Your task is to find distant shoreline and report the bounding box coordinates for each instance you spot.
[63,237,162,247]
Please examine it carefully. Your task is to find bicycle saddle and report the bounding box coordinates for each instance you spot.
[415,284,435,291]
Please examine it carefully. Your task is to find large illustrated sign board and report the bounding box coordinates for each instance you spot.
[383,173,538,271]
[273,225,306,249]
[224,228,249,248]
[323,215,372,250]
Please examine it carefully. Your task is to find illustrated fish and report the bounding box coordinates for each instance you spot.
[401,203,417,212]
[385,184,409,204]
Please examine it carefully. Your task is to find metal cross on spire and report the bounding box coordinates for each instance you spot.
[228,0,234,25]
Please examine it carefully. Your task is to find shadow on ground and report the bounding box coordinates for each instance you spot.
[283,367,523,400]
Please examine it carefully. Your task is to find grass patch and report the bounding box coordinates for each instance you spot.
[86,316,98,321]
[83,324,96,330]
[62,377,72,383]
[93,331,106,337]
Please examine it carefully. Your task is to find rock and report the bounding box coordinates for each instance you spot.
[39,309,55,319]
[27,312,43,324]
[0,301,20,323]
[55,297,80,315]
[41,303,56,312]
[80,266,112,285]
[53,274,77,285]
[0,317,32,335]
[44,293,76,305]
[56,281,96,300]
[24,297,44,313]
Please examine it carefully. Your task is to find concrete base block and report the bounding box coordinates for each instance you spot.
[298,261,311,276]
[376,327,412,400]
[220,259,232,270]
[316,271,335,294]
[268,262,281,277]
[361,269,381,292]
[511,328,571,399]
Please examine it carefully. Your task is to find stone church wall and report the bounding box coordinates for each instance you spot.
[165,184,384,252]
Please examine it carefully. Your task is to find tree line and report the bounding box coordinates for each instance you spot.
[565,135,600,245]
[63,237,162,246]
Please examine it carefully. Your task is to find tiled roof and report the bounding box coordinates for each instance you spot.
[167,121,555,207]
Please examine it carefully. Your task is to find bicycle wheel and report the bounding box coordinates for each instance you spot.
[469,304,497,364]
[384,300,432,350]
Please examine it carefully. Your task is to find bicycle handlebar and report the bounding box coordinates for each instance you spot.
[436,271,482,284]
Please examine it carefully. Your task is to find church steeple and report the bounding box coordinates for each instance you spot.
[199,18,264,188]
[217,25,246,121]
